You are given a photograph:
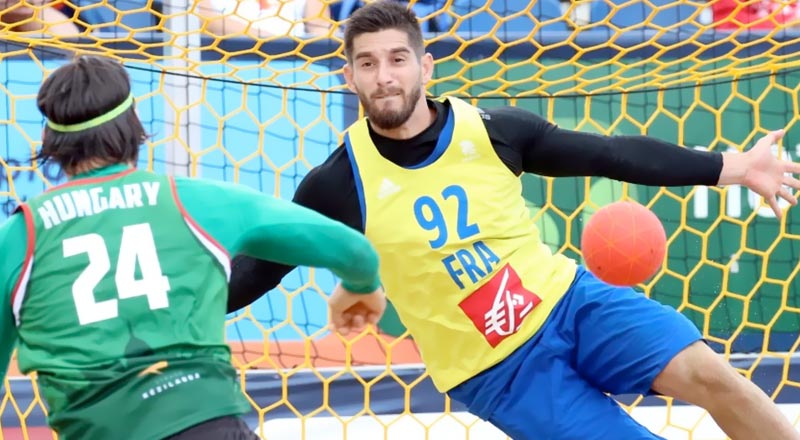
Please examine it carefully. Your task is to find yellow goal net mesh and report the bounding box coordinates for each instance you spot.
[1,0,799,439]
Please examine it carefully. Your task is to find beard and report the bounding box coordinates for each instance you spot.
[358,85,421,130]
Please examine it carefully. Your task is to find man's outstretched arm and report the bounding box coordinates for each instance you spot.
[174,172,375,313]
[486,107,799,217]
[484,105,723,186]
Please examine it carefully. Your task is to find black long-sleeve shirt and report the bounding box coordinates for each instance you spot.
[226,98,723,312]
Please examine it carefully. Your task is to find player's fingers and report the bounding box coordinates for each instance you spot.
[329,311,350,335]
[757,130,785,151]
[768,195,783,219]
[351,314,366,331]
[767,129,786,143]
[329,322,350,335]
[785,161,800,175]
[778,187,797,206]
[783,175,800,189]
[329,323,345,335]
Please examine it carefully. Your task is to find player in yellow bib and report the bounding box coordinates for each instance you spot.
[228,1,800,439]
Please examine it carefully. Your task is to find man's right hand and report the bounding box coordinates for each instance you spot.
[328,284,386,336]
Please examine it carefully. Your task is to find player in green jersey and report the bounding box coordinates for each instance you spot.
[0,55,386,440]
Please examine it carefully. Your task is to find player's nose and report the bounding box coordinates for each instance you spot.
[375,63,395,87]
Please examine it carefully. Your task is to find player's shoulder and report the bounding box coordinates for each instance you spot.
[297,146,352,191]
[447,97,550,132]
[480,103,546,123]
[477,103,556,142]
[173,174,235,190]
[294,145,354,207]
[320,144,352,174]
[172,175,262,200]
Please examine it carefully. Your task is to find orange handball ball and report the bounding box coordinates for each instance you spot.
[581,201,667,286]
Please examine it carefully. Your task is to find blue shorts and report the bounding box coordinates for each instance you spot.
[447,266,703,440]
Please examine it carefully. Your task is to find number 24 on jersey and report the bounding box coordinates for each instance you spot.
[63,223,171,325]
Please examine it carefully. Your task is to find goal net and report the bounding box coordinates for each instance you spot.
[1,1,799,439]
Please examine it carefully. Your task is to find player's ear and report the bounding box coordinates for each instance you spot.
[343,63,358,94]
[421,53,434,85]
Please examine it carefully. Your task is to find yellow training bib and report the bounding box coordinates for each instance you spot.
[345,97,577,392]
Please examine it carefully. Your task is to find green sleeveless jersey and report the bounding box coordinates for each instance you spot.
[14,169,248,440]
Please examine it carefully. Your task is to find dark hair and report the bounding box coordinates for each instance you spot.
[343,0,424,63]
[35,55,147,171]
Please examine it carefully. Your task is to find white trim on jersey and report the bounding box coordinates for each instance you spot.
[12,256,34,326]
[182,219,231,281]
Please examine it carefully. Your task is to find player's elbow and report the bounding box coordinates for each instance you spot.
[335,242,381,292]
[343,237,380,272]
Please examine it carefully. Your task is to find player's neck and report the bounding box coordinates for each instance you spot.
[66,159,132,178]
[369,97,436,140]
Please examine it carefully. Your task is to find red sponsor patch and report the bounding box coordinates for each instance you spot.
[458,264,541,347]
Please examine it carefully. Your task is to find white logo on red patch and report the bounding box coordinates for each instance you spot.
[459,264,541,347]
